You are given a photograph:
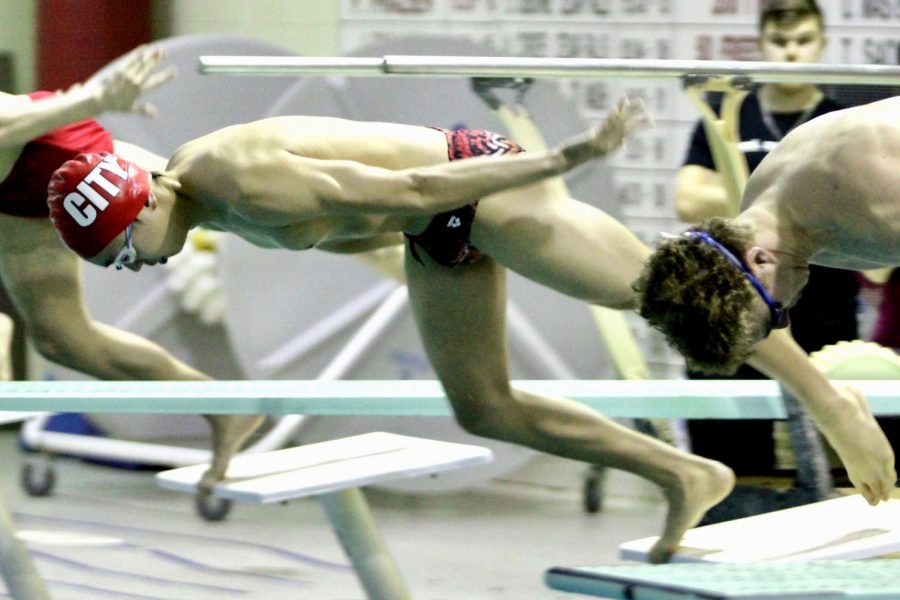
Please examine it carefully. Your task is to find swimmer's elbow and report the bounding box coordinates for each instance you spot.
[333,170,426,215]
[400,171,434,213]
[324,165,427,215]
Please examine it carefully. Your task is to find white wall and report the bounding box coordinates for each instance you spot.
[156,0,341,55]
[0,0,35,92]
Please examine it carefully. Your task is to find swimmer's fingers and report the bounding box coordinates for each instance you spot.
[132,47,163,79]
[590,96,652,155]
[97,48,174,115]
[131,102,158,118]
[142,66,177,93]
[125,46,173,90]
[879,467,897,503]
[862,483,879,507]
[620,97,654,135]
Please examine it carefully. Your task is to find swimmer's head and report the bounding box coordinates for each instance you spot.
[634,218,787,375]
[48,152,150,260]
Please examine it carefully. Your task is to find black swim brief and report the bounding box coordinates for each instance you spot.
[405,127,524,268]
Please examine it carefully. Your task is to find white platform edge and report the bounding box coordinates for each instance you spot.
[156,432,494,504]
[619,495,900,564]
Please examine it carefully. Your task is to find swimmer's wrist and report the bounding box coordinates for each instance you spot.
[557,131,600,170]
[67,82,103,117]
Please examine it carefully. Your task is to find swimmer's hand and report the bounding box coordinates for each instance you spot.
[557,96,654,168]
[819,385,896,505]
[86,45,176,117]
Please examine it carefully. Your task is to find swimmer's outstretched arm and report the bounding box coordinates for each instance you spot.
[233,97,652,225]
[748,329,897,505]
[0,45,173,148]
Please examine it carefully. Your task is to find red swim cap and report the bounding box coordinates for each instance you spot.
[47,152,150,259]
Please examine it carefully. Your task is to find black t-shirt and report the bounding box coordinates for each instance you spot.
[683,92,860,475]
[684,90,859,358]
[684,91,842,174]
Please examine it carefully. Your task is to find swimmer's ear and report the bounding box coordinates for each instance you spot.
[744,246,778,271]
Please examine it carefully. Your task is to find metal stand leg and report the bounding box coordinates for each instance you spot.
[318,488,411,600]
[0,498,50,600]
[781,387,833,498]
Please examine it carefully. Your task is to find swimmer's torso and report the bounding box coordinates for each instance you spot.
[168,116,450,251]
[743,98,900,269]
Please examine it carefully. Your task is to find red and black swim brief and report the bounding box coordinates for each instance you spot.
[405,128,524,268]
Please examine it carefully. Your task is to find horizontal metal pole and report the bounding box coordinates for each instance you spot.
[198,55,900,86]
[0,380,896,419]
[199,56,387,77]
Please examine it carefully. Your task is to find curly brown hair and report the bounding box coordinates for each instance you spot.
[634,218,759,375]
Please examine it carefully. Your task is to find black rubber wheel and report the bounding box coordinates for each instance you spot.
[21,462,56,497]
[195,493,232,521]
[583,466,605,514]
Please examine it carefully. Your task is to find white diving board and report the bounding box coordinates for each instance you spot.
[620,495,900,564]
[0,379,897,417]
[157,432,493,600]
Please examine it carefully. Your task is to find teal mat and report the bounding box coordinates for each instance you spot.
[545,560,900,598]
[0,380,896,416]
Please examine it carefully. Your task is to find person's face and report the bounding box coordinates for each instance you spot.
[759,15,826,66]
[743,248,793,342]
[748,289,791,343]
[90,187,174,272]
[92,225,168,272]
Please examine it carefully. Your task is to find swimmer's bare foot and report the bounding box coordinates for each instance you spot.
[648,458,735,564]
[200,414,266,492]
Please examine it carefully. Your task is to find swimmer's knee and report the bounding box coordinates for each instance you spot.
[26,320,55,353]
[453,408,493,436]
[445,381,517,437]
[29,328,69,364]
[28,320,85,365]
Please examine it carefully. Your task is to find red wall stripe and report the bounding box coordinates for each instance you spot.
[37,0,151,90]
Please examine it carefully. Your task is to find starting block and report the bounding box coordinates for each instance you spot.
[545,560,900,598]
[546,495,900,598]
[156,432,493,600]
[619,495,900,563]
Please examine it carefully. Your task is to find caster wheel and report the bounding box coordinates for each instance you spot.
[583,466,606,514]
[21,462,56,497]
[195,493,232,521]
